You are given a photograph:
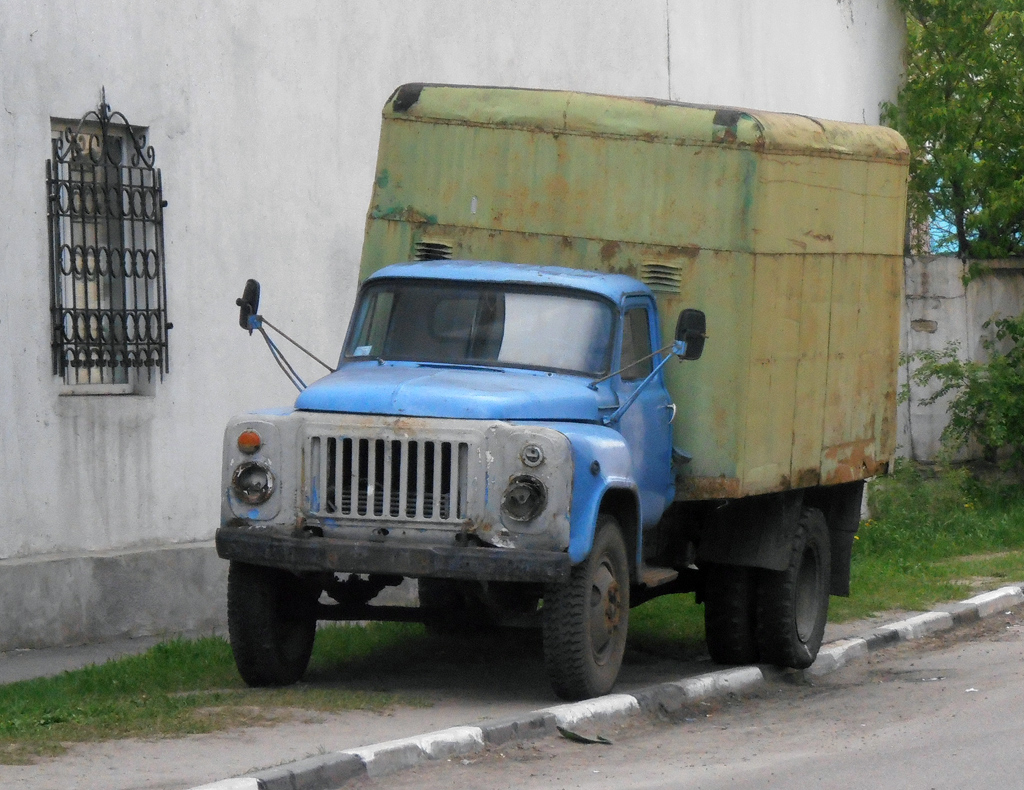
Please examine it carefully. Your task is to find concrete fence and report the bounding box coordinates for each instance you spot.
[898,256,1024,461]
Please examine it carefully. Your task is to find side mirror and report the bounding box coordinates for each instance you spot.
[236,279,261,332]
[674,309,706,361]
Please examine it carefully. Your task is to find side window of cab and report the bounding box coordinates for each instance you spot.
[620,306,653,381]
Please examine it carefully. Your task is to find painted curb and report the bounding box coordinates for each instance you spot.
[194,583,1023,790]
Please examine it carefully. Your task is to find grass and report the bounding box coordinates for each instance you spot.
[831,460,1024,619]
[0,622,426,764]
[3,461,1023,763]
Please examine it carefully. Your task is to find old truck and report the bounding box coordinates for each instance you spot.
[217,84,909,701]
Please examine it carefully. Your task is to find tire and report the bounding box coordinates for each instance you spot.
[754,508,831,669]
[227,561,319,687]
[542,515,630,701]
[703,563,758,665]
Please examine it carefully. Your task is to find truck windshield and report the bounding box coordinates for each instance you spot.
[344,280,615,375]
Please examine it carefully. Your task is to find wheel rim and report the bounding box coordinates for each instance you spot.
[588,556,623,665]
[794,545,820,642]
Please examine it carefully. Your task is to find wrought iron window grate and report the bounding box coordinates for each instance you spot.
[47,93,170,386]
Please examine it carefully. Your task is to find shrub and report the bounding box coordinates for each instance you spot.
[904,312,1024,467]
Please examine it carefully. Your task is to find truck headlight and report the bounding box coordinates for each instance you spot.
[232,462,275,505]
[501,475,547,522]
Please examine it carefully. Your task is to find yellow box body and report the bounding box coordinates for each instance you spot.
[359,85,909,500]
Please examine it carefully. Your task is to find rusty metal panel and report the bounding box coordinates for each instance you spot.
[741,255,807,494]
[368,119,760,255]
[662,248,753,487]
[819,254,902,484]
[752,155,906,256]
[359,86,909,501]
[789,255,834,489]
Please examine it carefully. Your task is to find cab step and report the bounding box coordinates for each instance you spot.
[640,565,679,588]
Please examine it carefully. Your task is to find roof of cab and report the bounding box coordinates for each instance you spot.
[384,83,909,163]
[366,260,653,303]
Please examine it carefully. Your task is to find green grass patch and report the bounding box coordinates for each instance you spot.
[0,622,426,764]
[628,593,706,660]
[832,461,1024,619]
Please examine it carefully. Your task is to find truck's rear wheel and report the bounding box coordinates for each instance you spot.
[227,561,319,686]
[754,508,830,668]
[703,563,758,665]
[542,515,630,701]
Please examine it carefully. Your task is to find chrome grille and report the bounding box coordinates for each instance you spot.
[307,434,470,521]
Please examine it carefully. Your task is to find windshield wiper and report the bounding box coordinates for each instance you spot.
[413,361,506,373]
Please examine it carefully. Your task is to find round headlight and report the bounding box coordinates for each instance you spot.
[232,462,275,505]
[520,443,545,467]
[501,475,547,522]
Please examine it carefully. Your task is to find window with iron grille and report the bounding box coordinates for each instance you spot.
[47,96,170,390]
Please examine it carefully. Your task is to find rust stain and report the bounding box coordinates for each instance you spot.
[641,244,700,261]
[822,439,883,484]
[600,240,620,262]
[713,128,738,145]
[805,231,834,242]
[372,206,438,224]
[791,467,820,488]
[545,174,570,203]
[620,260,640,278]
[678,475,742,501]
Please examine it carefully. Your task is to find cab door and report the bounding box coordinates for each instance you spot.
[613,296,675,526]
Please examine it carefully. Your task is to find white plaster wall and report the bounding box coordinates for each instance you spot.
[0,0,905,561]
[668,0,905,123]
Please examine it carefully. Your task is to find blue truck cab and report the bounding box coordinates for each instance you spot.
[217,260,704,699]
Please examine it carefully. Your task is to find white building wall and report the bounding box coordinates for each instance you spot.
[0,0,905,648]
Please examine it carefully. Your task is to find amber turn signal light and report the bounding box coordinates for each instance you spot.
[237,430,262,454]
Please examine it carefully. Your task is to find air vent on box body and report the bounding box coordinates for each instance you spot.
[640,261,683,292]
[414,240,454,261]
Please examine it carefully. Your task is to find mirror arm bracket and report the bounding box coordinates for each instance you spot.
[602,352,677,427]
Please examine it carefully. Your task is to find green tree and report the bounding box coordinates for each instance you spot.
[883,1,1024,260]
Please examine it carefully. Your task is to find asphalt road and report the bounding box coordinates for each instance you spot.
[354,608,1024,790]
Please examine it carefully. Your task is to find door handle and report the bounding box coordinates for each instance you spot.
[662,403,677,423]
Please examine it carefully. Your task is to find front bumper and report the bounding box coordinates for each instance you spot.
[216,527,572,583]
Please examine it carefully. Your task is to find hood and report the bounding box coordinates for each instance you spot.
[294,361,606,421]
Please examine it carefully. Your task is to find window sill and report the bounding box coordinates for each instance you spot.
[59,383,150,397]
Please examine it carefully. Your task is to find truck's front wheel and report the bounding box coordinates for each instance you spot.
[227,561,319,686]
[542,515,630,701]
[754,508,830,668]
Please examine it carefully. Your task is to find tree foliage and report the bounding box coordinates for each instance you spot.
[905,313,1024,465]
[883,1,1024,259]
